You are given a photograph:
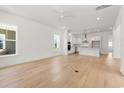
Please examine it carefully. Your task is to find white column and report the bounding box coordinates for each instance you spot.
[112,24,120,58]
[63,30,68,55]
[120,6,124,75]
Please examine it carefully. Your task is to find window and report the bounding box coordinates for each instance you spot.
[54,34,60,49]
[0,34,5,49]
[108,41,112,47]
[0,24,17,56]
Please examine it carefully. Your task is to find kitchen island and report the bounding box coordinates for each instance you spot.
[79,47,100,57]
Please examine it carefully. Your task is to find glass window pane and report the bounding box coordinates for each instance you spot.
[0,29,6,34]
[6,41,16,54]
[54,34,60,49]
[7,30,16,40]
[108,41,112,47]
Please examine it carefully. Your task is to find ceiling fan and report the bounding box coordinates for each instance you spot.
[96,5,112,11]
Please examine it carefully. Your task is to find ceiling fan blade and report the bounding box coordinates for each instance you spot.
[96,5,112,11]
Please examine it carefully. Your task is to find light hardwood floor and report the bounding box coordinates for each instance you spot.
[0,53,123,88]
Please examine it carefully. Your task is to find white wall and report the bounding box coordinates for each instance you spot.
[0,11,64,68]
[113,25,120,58]
[112,8,121,58]
[113,6,124,75]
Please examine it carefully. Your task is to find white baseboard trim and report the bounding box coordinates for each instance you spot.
[0,53,63,68]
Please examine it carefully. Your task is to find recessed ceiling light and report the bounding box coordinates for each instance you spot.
[96,17,100,21]
[63,26,66,29]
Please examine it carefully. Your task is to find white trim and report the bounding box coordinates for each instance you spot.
[6,39,16,41]
[0,54,17,58]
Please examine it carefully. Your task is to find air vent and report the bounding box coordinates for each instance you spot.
[96,5,112,11]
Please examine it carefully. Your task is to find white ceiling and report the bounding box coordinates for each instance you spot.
[0,5,121,33]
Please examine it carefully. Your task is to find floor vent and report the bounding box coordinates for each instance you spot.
[75,70,79,72]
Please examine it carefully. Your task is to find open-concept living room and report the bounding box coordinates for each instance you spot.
[0,4,124,88]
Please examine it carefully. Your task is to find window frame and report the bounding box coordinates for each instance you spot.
[53,34,60,49]
[0,24,18,57]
